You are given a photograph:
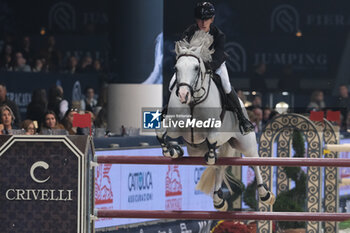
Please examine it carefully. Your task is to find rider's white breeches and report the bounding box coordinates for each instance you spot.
[215,62,232,94]
[168,62,232,94]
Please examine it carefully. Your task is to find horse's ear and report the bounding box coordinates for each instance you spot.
[175,42,185,56]
[191,44,203,56]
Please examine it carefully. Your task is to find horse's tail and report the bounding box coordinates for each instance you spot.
[196,166,216,195]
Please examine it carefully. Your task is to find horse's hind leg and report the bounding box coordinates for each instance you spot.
[213,166,228,211]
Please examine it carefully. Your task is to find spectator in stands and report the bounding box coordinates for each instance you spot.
[94,85,108,128]
[62,108,78,135]
[26,88,47,129]
[39,35,62,72]
[92,59,103,73]
[262,107,272,126]
[77,55,93,73]
[247,110,258,132]
[32,58,44,72]
[237,90,247,105]
[94,107,107,129]
[21,119,36,135]
[337,84,350,131]
[40,111,65,134]
[12,52,31,72]
[64,55,79,74]
[252,107,263,132]
[307,90,326,112]
[0,84,21,126]
[80,87,97,112]
[1,54,12,71]
[252,95,262,108]
[0,44,13,71]
[19,36,34,65]
[48,85,69,120]
[0,105,16,134]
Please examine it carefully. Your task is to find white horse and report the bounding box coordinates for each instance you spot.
[156,31,275,211]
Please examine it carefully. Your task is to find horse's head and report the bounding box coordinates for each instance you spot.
[174,31,214,105]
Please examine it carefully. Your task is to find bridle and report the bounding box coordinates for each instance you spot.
[175,54,211,105]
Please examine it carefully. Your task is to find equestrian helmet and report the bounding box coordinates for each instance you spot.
[194,2,215,20]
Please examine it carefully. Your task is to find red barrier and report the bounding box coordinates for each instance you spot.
[96,210,350,222]
[96,156,350,167]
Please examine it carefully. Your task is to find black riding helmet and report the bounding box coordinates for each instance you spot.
[194,2,215,20]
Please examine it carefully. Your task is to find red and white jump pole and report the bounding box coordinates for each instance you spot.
[96,156,350,167]
[96,210,350,222]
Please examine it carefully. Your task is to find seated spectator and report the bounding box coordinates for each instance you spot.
[48,85,69,120]
[40,111,65,135]
[62,108,79,135]
[0,83,21,126]
[39,35,62,72]
[1,44,13,69]
[247,110,258,133]
[26,88,47,130]
[92,59,103,73]
[252,107,263,132]
[337,84,350,131]
[32,58,44,72]
[77,55,93,73]
[252,95,262,108]
[80,87,97,112]
[19,36,34,65]
[12,52,31,72]
[21,119,36,135]
[0,105,17,134]
[64,55,79,74]
[263,107,272,126]
[307,90,325,112]
[1,54,13,71]
[237,90,247,105]
[94,107,107,129]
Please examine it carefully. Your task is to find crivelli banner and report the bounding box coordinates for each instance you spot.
[0,72,101,119]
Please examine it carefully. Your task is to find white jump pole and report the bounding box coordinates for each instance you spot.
[324,144,350,152]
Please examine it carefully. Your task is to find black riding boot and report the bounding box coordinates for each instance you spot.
[226,89,255,134]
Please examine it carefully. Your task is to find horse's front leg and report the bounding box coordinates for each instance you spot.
[204,137,218,165]
[156,129,184,158]
[253,166,275,205]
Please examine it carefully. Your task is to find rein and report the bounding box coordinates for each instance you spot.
[175,54,210,105]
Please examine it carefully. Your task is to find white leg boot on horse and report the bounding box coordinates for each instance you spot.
[156,130,184,158]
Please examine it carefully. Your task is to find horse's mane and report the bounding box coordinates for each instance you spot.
[175,30,214,63]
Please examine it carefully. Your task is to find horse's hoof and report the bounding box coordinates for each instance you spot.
[161,147,171,157]
[204,152,217,165]
[214,200,228,212]
[169,145,184,158]
[260,191,275,206]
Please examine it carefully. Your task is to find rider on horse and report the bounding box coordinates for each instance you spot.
[169,2,255,135]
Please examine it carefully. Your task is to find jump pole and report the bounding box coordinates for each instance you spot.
[95,210,350,222]
[324,144,350,152]
[96,156,350,167]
